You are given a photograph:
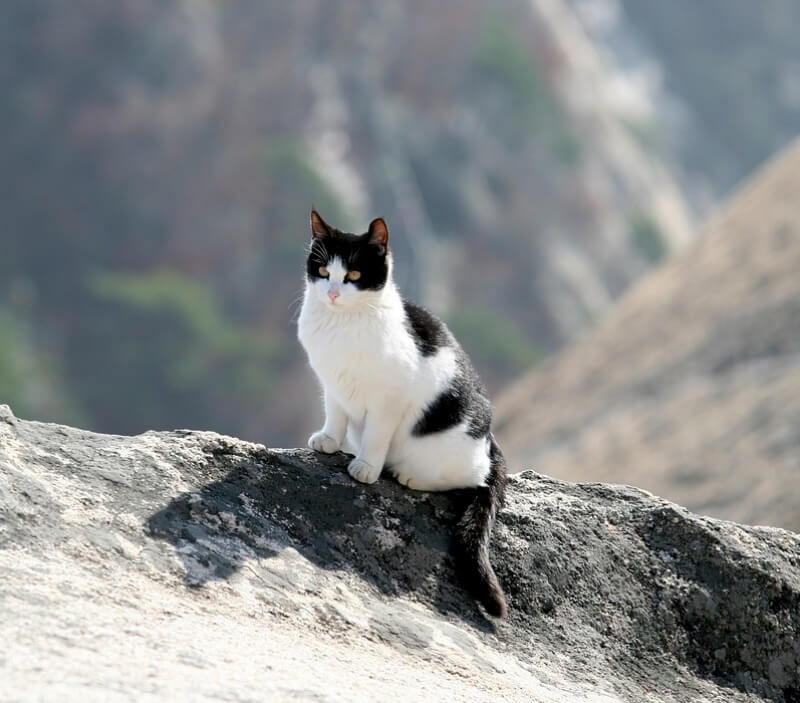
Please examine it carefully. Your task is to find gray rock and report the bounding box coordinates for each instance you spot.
[1,405,798,702]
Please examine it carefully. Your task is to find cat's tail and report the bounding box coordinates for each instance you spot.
[453,434,508,618]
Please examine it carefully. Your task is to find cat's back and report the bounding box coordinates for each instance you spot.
[402,300,488,393]
[401,299,454,357]
[386,299,495,489]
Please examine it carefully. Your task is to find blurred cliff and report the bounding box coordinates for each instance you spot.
[1,1,797,448]
[496,139,800,531]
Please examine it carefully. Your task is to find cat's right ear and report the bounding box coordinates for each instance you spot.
[310,210,332,239]
[367,217,389,254]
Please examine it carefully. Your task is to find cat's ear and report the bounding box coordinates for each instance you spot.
[310,210,332,239]
[368,217,389,252]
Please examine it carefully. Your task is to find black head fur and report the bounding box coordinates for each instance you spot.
[307,211,389,291]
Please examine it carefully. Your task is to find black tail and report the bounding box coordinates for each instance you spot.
[453,435,508,618]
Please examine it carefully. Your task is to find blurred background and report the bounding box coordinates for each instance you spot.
[2,1,798,529]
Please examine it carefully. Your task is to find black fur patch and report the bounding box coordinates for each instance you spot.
[412,348,492,438]
[402,300,450,357]
[405,300,493,439]
[412,376,468,435]
[466,393,492,439]
[307,230,388,291]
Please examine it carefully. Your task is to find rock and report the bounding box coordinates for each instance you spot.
[496,137,800,532]
[1,405,798,702]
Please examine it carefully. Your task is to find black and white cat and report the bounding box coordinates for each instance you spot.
[297,210,508,617]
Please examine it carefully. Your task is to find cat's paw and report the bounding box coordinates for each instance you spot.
[348,458,381,484]
[308,431,340,454]
[394,473,433,491]
[395,472,414,489]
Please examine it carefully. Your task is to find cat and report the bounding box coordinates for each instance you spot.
[297,209,508,617]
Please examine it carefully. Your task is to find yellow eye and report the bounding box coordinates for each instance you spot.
[319,266,329,277]
[347,270,361,281]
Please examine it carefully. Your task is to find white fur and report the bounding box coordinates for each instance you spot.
[298,254,491,491]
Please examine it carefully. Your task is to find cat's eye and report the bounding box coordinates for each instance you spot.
[346,270,361,282]
[318,266,329,278]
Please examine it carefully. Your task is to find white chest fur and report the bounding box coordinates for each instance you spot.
[298,280,490,491]
[299,287,417,412]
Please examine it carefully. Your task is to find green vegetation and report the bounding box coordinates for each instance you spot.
[85,270,285,433]
[624,119,665,157]
[474,14,560,127]
[0,307,83,423]
[628,213,666,263]
[263,139,350,260]
[551,130,582,166]
[473,13,581,165]
[0,309,41,415]
[619,0,800,194]
[264,140,347,224]
[447,306,543,378]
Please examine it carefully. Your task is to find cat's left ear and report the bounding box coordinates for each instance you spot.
[310,209,332,239]
[368,217,389,253]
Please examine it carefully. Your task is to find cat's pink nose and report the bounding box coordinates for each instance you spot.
[328,289,340,302]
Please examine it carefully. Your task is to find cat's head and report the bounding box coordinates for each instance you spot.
[306,210,390,309]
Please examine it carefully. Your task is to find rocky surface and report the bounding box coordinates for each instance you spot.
[496,137,800,533]
[2,405,799,702]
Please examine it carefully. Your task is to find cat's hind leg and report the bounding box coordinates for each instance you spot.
[390,429,490,491]
[394,472,447,492]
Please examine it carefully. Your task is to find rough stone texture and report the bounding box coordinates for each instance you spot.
[1,405,799,702]
[496,138,800,532]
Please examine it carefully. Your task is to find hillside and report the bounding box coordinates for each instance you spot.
[2,406,799,702]
[4,1,799,451]
[0,0,692,446]
[618,0,800,199]
[495,138,800,532]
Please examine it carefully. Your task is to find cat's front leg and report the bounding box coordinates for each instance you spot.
[348,405,404,484]
[308,390,348,454]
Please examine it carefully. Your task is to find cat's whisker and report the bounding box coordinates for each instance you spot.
[308,240,328,259]
[288,290,307,322]
[288,289,306,309]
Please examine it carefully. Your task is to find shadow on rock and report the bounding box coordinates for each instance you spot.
[145,444,492,628]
